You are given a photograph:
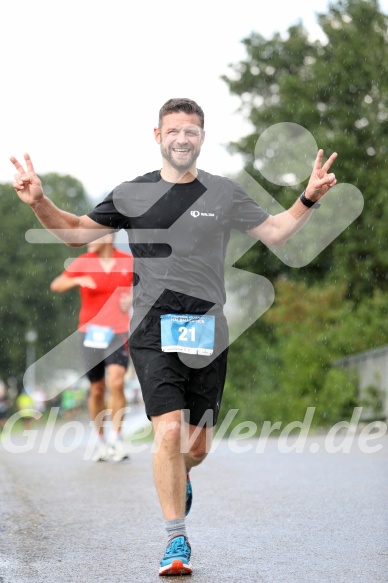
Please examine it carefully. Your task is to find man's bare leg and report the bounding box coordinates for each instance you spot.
[183,422,214,471]
[106,363,128,461]
[153,410,187,520]
[106,363,127,434]
[88,378,106,436]
[154,411,213,575]
[88,378,110,461]
[152,410,213,520]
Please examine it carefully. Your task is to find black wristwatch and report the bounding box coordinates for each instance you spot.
[300,191,321,208]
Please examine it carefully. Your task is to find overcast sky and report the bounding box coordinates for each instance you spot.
[2,0,387,201]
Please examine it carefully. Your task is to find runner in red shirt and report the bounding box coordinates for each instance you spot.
[50,233,134,462]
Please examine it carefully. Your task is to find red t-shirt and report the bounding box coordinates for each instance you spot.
[63,249,134,333]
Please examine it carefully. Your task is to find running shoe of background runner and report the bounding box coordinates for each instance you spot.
[91,441,109,462]
[108,438,129,462]
[159,535,192,576]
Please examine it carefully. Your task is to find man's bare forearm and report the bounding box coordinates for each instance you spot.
[11,153,109,246]
[30,196,109,246]
[31,196,80,230]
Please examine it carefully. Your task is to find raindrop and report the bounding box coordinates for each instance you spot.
[354,118,369,129]
[304,56,316,66]
[331,19,342,30]
[252,95,264,108]
[280,173,297,185]
[265,66,275,76]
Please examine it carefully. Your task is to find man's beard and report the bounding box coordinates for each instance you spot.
[160,144,200,172]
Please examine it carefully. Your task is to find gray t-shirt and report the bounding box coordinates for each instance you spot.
[87,169,269,315]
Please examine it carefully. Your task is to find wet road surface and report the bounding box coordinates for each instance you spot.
[0,407,387,583]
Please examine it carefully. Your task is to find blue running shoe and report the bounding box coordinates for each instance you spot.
[159,535,192,576]
[185,472,193,517]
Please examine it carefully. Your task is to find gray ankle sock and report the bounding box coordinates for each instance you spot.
[165,518,187,542]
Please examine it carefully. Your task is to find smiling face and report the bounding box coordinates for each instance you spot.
[154,112,205,175]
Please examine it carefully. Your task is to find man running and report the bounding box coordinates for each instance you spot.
[11,97,337,576]
[50,232,134,462]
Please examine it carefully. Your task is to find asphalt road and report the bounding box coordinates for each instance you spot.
[0,407,387,583]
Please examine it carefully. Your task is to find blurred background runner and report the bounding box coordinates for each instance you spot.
[50,233,134,462]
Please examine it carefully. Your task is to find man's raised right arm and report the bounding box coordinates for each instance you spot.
[10,153,112,247]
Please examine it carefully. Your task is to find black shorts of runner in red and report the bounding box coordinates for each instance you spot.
[129,314,229,427]
[80,332,130,382]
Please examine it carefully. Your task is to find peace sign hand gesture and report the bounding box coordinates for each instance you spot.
[10,153,44,207]
[304,149,338,203]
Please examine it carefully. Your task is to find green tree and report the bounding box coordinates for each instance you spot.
[219,0,388,429]
[221,279,388,429]
[0,174,92,386]
[223,0,388,298]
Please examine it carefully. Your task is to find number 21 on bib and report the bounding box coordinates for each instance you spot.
[160,314,215,356]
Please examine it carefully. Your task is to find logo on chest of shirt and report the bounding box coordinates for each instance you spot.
[190,210,215,218]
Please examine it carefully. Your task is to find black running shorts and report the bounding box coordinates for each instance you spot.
[80,332,130,382]
[129,314,229,427]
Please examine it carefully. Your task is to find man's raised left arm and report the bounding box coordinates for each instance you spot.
[247,149,337,246]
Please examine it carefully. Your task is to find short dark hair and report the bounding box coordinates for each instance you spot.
[158,98,205,128]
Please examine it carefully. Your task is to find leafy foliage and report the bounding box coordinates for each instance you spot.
[223,0,388,297]
[221,280,388,429]
[0,174,92,386]
[220,0,388,429]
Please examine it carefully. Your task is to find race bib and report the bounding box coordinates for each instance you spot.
[83,325,114,349]
[160,314,215,356]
